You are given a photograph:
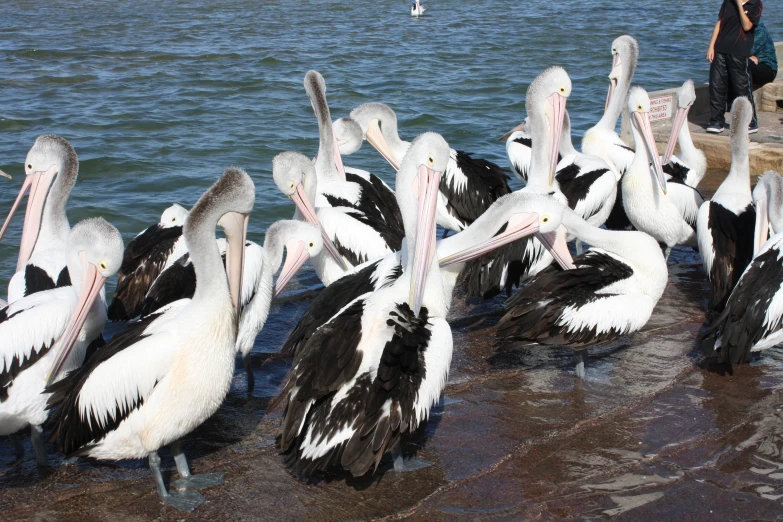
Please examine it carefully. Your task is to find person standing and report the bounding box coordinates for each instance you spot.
[706,0,763,134]
[749,21,778,91]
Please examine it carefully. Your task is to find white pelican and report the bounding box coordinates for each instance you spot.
[661,80,707,188]
[696,98,756,310]
[302,71,403,277]
[496,201,668,378]
[274,151,400,286]
[280,190,574,358]
[622,87,701,260]
[0,218,123,464]
[107,204,189,321]
[459,66,570,297]
[411,0,425,16]
[46,168,256,511]
[501,111,617,240]
[0,136,79,304]
[276,132,455,476]
[348,102,512,232]
[711,171,783,364]
[139,220,322,393]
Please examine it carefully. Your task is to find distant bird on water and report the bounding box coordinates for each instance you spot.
[411,0,425,16]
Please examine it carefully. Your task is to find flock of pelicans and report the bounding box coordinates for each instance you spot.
[0,34,781,511]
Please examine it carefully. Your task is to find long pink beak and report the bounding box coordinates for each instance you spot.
[754,195,770,255]
[365,119,400,171]
[439,213,539,266]
[290,184,350,271]
[662,107,690,165]
[275,239,312,297]
[332,129,347,181]
[604,54,621,113]
[410,165,441,317]
[537,226,575,270]
[633,111,667,195]
[498,122,526,142]
[0,166,58,272]
[0,169,10,179]
[546,92,567,186]
[221,211,249,328]
[46,257,107,385]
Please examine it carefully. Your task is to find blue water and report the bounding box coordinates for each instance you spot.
[0,0,780,288]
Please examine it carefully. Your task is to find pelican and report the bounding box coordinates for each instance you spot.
[107,204,189,321]
[581,35,637,179]
[139,221,322,393]
[711,171,783,364]
[501,112,617,238]
[276,133,456,476]
[696,98,756,310]
[0,136,78,304]
[661,80,707,188]
[46,168,255,511]
[274,151,400,286]
[622,87,701,260]
[280,189,574,358]
[496,201,668,378]
[459,66,571,298]
[411,0,425,16]
[348,102,512,232]
[0,218,123,465]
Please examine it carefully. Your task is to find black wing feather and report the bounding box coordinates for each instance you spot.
[707,202,755,310]
[440,151,512,229]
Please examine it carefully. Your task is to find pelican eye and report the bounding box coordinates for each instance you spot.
[290,181,295,189]
[559,86,566,94]
[427,155,434,165]
[612,48,616,53]
[27,163,32,170]
[308,242,314,248]
[637,104,643,111]
[99,260,108,271]
[542,216,550,224]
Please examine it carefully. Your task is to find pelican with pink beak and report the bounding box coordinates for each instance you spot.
[0,217,123,465]
[0,136,79,306]
[277,133,459,476]
[47,168,256,512]
[660,80,707,188]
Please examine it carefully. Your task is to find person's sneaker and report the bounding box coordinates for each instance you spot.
[706,123,724,133]
[748,122,759,134]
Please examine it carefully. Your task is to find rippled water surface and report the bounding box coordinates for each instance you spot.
[1,1,783,519]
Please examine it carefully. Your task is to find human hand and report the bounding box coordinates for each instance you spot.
[750,56,759,64]
[707,46,715,62]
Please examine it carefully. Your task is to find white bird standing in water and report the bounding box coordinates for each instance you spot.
[411,0,425,16]
[47,168,256,512]
[0,218,123,465]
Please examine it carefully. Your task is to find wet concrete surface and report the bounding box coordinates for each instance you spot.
[2,175,782,521]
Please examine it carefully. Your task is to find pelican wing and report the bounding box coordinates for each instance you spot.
[0,287,75,400]
[666,182,705,231]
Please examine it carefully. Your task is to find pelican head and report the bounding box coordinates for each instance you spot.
[264,220,323,297]
[47,218,124,384]
[439,191,575,270]
[160,203,189,228]
[606,35,639,113]
[0,135,78,271]
[349,102,403,171]
[332,117,364,156]
[662,80,696,164]
[397,132,449,316]
[628,87,667,195]
[272,151,349,270]
[526,66,571,187]
[752,171,783,255]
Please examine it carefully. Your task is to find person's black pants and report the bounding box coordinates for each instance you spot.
[750,60,777,91]
[709,52,758,127]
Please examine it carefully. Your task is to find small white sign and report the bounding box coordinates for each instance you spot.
[649,93,674,122]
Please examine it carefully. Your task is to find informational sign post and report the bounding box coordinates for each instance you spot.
[649,93,674,122]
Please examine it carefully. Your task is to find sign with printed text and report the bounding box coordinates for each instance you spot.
[649,93,674,122]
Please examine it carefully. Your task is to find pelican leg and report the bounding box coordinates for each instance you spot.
[30,424,47,466]
[381,444,432,473]
[9,433,24,460]
[243,353,255,394]
[169,441,225,491]
[573,350,587,379]
[576,240,584,256]
[149,450,205,512]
